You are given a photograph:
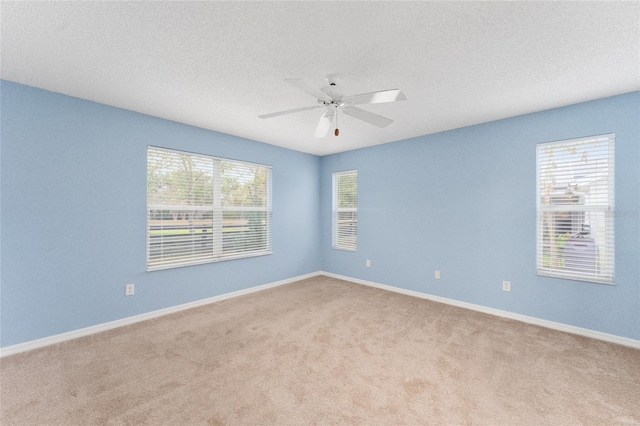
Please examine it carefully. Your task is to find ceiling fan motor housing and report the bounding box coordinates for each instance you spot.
[325,73,341,86]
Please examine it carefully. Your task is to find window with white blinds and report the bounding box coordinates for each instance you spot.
[333,170,358,251]
[536,134,614,284]
[147,146,271,271]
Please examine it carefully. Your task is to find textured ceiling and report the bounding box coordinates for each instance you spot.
[2,1,639,156]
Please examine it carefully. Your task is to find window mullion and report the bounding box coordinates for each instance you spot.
[212,160,222,258]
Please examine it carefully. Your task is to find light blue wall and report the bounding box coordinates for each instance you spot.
[2,82,638,348]
[321,92,640,341]
[0,81,321,347]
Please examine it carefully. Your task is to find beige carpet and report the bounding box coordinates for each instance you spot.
[1,275,639,425]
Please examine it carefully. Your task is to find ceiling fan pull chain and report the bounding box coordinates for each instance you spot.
[335,110,339,136]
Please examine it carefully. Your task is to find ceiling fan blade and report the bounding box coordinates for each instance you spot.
[285,78,331,101]
[314,112,333,138]
[343,89,407,105]
[258,105,322,119]
[342,106,393,128]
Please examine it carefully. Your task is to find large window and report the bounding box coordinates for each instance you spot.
[536,134,614,284]
[333,170,358,251]
[147,146,271,271]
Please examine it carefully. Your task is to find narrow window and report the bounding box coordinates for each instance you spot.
[147,146,271,271]
[536,134,614,284]
[333,170,358,251]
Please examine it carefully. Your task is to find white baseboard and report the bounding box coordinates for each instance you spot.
[320,271,640,350]
[4,270,637,357]
[0,271,322,357]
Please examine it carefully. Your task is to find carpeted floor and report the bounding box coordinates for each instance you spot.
[1,275,639,425]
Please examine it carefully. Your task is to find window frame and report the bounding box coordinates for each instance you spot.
[332,169,358,251]
[535,134,615,285]
[146,146,272,271]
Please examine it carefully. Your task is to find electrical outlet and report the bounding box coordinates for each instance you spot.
[502,281,511,292]
[125,283,135,296]
[435,270,441,280]
[366,259,371,267]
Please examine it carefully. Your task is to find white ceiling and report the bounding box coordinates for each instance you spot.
[2,1,639,156]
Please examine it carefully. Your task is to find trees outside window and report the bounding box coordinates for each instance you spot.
[333,170,358,251]
[536,134,614,284]
[147,146,271,271]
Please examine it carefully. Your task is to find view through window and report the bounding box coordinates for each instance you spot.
[536,134,614,284]
[147,146,271,271]
[333,170,358,251]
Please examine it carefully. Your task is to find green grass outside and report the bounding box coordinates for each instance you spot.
[150,227,249,236]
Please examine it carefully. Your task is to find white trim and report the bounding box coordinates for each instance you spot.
[320,271,640,350]
[0,272,322,357]
[4,270,638,357]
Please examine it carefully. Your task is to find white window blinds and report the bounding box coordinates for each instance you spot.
[536,134,614,284]
[147,146,271,271]
[333,170,358,251]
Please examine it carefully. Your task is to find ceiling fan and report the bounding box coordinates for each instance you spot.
[258,74,407,138]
